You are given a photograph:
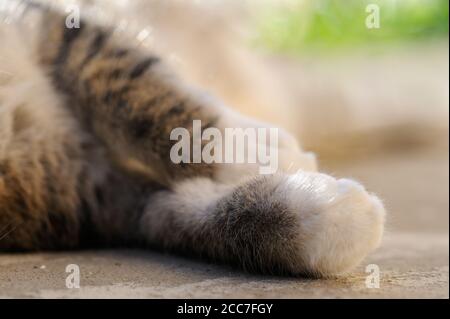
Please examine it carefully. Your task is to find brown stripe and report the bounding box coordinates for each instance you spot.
[80,30,110,68]
[54,19,84,65]
[129,57,159,79]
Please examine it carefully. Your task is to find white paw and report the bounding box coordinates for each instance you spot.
[276,172,386,277]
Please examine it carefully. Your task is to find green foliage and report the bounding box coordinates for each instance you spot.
[253,0,449,54]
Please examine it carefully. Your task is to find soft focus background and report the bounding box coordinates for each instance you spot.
[0,0,448,298]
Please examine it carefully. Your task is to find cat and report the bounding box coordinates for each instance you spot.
[0,1,385,277]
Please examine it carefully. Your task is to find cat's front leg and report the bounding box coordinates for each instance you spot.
[141,171,385,277]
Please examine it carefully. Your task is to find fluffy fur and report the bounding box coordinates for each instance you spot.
[0,1,385,277]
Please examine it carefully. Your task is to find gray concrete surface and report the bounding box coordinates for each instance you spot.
[0,146,448,298]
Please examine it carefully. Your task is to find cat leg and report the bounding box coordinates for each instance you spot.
[29,9,385,274]
[0,90,85,250]
[35,10,314,186]
[140,172,385,277]
[0,17,150,249]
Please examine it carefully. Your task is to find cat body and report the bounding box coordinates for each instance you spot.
[0,2,385,277]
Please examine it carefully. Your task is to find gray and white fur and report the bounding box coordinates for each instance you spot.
[0,1,385,277]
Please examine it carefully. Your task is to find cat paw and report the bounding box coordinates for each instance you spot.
[277,172,386,277]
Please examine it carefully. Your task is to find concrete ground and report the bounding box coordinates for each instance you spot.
[0,145,448,298]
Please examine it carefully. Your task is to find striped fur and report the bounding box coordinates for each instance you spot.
[0,3,385,277]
